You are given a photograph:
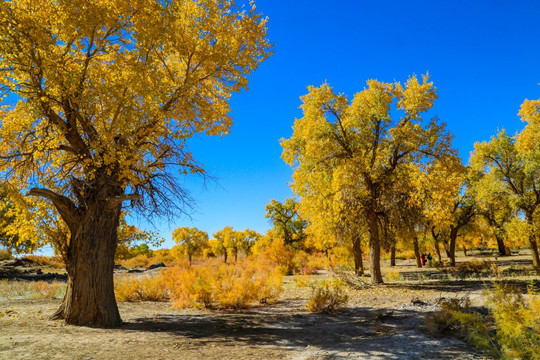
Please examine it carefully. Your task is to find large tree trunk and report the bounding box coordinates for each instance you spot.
[525,214,540,274]
[413,235,422,268]
[352,234,363,276]
[367,211,384,284]
[51,199,122,328]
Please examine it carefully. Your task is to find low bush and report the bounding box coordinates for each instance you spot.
[306,278,349,314]
[114,274,169,302]
[425,284,540,359]
[0,279,66,299]
[451,259,493,276]
[488,284,540,359]
[164,258,283,309]
[32,281,64,299]
[293,275,311,288]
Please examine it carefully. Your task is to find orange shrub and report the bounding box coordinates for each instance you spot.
[32,281,64,299]
[164,258,283,309]
[114,274,169,302]
[119,254,153,268]
[258,239,295,274]
[306,278,349,314]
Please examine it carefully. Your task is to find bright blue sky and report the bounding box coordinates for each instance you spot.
[36,0,540,254]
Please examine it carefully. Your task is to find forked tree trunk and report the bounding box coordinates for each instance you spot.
[352,234,363,276]
[431,228,442,264]
[413,235,422,268]
[51,200,122,328]
[367,211,384,284]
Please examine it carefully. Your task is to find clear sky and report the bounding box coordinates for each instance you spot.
[40,0,540,254]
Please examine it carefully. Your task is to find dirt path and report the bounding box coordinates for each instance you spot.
[0,295,487,360]
[5,251,536,359]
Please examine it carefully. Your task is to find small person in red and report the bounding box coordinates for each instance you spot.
[420,253,426,267]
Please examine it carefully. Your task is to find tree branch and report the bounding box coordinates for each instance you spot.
[27,188,79,228]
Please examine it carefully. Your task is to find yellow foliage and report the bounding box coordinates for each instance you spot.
[259,238,295,274]
[488,284,540,359]
[0,0,271,259]
[293,275,311,288]
[164,258,282,309]
[31,281,63,299]
[114,274,169,302]
[306,278,349,314]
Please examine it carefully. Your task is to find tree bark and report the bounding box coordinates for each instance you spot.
[448,226,459,267]
[525,213,540,274]
[352,234,363,276]
[390,245,396,267]
[367,210,384,284]
[431,228,442,264]
[51,197,122,328]
[413,235,422,268]
[495,235,510,256]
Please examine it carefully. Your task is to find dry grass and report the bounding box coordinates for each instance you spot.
[0,279,65,300]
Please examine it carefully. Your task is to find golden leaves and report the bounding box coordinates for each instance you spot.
[282,74,451,252]
[0,0,271,223]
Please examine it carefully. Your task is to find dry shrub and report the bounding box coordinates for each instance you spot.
[452,259,492,276]
[119,254,153,269]
[306,278,349,314]
[292,251,327,275]
[32,281,63,299]
[426,285,540,359]
[114,274,169,302]
[294,275,311,288]
[425,297,476,337]
[0,280,65,299]
[488,284,540,359]
[151,249,177,266]
[259,239,295,274]
[164,258,283,309]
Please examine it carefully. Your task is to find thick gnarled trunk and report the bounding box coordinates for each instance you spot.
[51,200,122,328]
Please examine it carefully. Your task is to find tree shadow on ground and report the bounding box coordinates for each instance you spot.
[387,278,540,295]
[122,304,482,359]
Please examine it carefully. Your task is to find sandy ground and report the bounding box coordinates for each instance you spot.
[1,251,537,360]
